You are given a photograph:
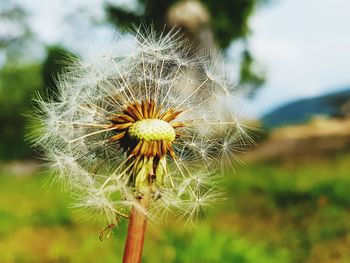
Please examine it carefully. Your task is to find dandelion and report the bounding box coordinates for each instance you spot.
[30,27,253,262]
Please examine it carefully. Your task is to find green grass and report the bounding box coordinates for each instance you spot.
[1,155,350,262]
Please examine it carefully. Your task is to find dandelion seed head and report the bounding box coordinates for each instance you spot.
[31,28,253,224]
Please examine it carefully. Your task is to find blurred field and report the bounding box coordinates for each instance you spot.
[1,153,350,263]
[250,118,350,162]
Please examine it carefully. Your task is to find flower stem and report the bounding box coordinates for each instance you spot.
[122,187,150,263]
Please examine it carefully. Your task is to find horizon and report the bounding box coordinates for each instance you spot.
[257,85,350,117]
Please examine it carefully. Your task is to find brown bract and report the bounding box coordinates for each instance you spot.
[107,99,184,160]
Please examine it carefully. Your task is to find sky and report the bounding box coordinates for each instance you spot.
[246,0,350,116]
[11,0,350,117]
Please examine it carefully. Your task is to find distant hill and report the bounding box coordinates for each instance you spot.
[262,88,350,128]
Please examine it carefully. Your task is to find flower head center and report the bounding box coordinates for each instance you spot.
[128,119,175,142]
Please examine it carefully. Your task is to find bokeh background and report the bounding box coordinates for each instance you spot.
[1,0,350,262]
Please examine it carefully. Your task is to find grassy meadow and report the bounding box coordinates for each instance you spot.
[1,154,350,263]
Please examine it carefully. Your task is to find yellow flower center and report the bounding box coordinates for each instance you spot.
[128,119,176,142]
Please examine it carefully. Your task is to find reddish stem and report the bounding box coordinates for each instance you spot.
[122,188,150,263]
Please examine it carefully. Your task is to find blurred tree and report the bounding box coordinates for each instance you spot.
[341,99,350,118]
[0,0,37,63]
[0,46,77,160]
[328,94,350,119]
[239,49,265,91]
[42,45,77,100]
[0,63,42,159]
[0,1,43,160]
[106,0,266,94]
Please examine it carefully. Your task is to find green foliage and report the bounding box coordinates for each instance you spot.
[201,0,257,49]
[106,0,261,49]
[0,0,35,62]
[106,0,177,33]
[0,64,41,112]
[0,63,42,159]
[106,0,266,94]
[0,45,77,160]
[42,45,77,100]
[239,50,265,90]
[153,225,290,263]
[1,154,350,262]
